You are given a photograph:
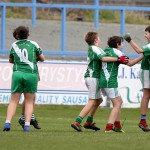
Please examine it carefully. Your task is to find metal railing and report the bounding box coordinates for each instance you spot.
[0,0,150,57]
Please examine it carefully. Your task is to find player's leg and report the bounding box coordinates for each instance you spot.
[138,89,150,132]
[30,96,41,129]
[3,71,22,131]
[22,72,38,132]
[30,72,41,129]
[71,77,102,132]
[18,100,26,128]
[23,92,35,132]
[138,69,150,132]
[113,105,125,133]
[19,97,41,129]
[71,99,97,131]
[3,93,21,131]
[102,88,123,132]
[105,96,122,132]
[83,99,102,131]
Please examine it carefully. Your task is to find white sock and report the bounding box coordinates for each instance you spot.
[5,120,11,123]
[25,122,30,126]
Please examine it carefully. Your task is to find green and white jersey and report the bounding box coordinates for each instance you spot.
[100,47,124,88]
[84,45,107,78]
[141,57,149,70]
[9,39,42,73]
[141,43,150,70]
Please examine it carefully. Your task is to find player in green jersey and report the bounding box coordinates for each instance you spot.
[71,31,129,132]
[12,28,41,130]
[3,26,45,132]
[124,25,150,132]
[101,36,143,133]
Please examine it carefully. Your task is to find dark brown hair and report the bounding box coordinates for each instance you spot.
[13,26,29,40]
[145,26,150,33]
[107,36,123,48]
[85,31,98,45]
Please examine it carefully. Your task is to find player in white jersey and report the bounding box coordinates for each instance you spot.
[3,26,45,132]
[71,31,129,132]
[101,36,143,133]
[124,25,150,132]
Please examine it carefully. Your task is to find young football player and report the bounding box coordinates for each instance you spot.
[71,31,129,132]
[3,26,45,132]
[124,25,150,132]
[101,36,143,132]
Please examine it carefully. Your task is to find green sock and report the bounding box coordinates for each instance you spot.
[21,114,25,121]
[75,116,83,124]
[86,116,93,123]
[31,113,35,121]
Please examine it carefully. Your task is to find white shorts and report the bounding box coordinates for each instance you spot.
[140,69,150,89]
[85,77,102,99]
[101,88,120,99]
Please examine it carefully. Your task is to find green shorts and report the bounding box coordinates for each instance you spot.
[11,71,38,93]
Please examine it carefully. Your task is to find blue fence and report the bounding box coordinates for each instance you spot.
[0,0,150,57]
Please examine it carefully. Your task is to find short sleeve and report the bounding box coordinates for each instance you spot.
[142,44,150,57]
[30,40,43,56]
[113,48,124,57]
[36,47,43,56]
[92,45,107,59]
[9,46,14,58]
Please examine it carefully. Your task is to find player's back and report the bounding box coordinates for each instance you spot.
[10,39,39,73]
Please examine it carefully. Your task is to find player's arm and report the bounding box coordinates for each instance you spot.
[123,33,143,53]
[101,56,128,64]
[128,40,143,54]
[101,56,117,62]
[9,49,14,63]
[96,46,129,64]
[36,54,45,62]
[126,54,144,67]
[9,57,14,63]
[101,49,129,64]
[36,47,45,62]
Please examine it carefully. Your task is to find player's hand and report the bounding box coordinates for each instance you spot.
[123,33,132,43]
[118,56,129,64]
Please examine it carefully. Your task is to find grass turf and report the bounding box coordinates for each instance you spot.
[0,105,150,150]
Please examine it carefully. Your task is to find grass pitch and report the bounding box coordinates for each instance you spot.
[0,105,150,150]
